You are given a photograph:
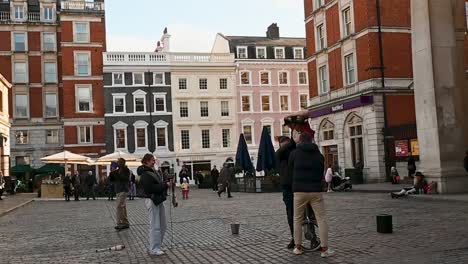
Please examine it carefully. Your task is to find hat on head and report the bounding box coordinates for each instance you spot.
[415,171,424,177]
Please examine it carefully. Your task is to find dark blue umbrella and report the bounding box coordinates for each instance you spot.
[256,126,276,172]
[235,133,254,174]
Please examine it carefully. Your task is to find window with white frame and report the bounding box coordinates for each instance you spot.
[15,94,28,118]
[261,95,271,112]
[237,46,247,59]
[113,73,123,86]
[44,62,57,83]
[240,71,250,85]
[13,5,25,20]
[78,126,92,144]
[300,94,309,110]
[342,7,352,37]
[349,123,363,167]
[43,32,55,51]
[46,129,59,144]
[76,85,92,112]
[317,24,325,50]
[180,130,190,150]
[180,101,188,118]
[13,62,27,83]
[282,124,291,137]
[200,101,209,117]
[42,6,54,21]
[75,52,90,76]
[135,127,147,149]
[256,47,266,59]
[222,128,230,148]
[134,95,146,113]
[279,71,289,85]
[15,130,28,144]
[201,129,210,149]
[319,65,329,94]
[345,53,356,85]
[315,0,324,9]
[154,94,166,112]
[221,101,229,117]
[45,93,57,117]
[156,127,167,148]
[322,120,335,141]
[294,48,304,59]
[115,128,127,149]
[243,125,253,145]
[133,72,144,85]
[113,95,125,113]
[241,95,252,112]
[280,95,290,112]
[178,78,187,90]
[275,47,285,59]
[298,71,308,85]
[74,22,89,43]
[260,72,270,85]
[199,78,208,90]
[219,78,228,89]
[154,73,164,85]
[13,32,26,51]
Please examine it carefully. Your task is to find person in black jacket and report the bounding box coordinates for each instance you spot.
[139,153,168,256]
[210,165,219,191]
[288,132,333,258]
[276,136,296,249]
[110,158,130,230]
[63,173,72,201]
[85,171,97,200]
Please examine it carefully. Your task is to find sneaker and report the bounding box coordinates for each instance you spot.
[293,246,303,255]
[287,239,295,249]
[321,249,335,258]
[327,190,334,193]
[310,239,321,251]
[148,250,165,256]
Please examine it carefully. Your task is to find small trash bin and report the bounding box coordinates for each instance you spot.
[376,214,392,233]
[231,224,240,235]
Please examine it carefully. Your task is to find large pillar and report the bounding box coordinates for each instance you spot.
[411,0,468,193]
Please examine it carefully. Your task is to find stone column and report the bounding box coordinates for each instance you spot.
[411,0,468,193]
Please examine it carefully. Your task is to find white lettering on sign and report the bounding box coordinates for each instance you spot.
[331,104,344,112]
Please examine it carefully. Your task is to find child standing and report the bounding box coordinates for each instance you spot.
[181,178,189,200]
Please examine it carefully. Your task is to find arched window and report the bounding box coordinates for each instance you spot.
[345,113,364,167]
[320,119,335,141]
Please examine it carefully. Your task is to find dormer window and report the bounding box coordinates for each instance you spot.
[256,47,266,59]
[275,47,285,59]
[237,46,248,59]
[294,48,304,59]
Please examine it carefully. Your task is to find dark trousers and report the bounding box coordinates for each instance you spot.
[282,187,294,238]
[212,177,218,191]
[74,186,80,200]
[218,183,231,197]
[0,188,4,199]
[64,186,71,201]
[87,185,95,200]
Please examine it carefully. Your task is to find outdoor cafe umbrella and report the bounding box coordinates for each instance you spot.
[94,150,140,165]
[41,150,92,165]
[256,126,276,173]
[235,133,254,174]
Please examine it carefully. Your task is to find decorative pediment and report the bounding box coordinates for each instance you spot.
[346,113,363,125]
[132,89,147,96]
[112,121,128,128]
[154,120,169,127]
[320,119,335,130]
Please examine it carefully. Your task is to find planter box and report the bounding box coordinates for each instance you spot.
[41,184,63,198]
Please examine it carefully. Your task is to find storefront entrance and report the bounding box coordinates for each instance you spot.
[323,145,339,171]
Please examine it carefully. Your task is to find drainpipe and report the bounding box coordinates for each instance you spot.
[147,71,154,153]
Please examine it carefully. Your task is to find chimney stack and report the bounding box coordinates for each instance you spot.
[266,23,280,39]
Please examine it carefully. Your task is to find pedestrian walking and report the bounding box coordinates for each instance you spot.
[217,163,233,198]
[110,158,130,230]
[107,162,117,201]
[85,171,97,200]
[276,136,297,249]
[129,172,136,200]
[211,165,219,192]
[181,178,189,199]
[72,172,81,201]
[139,153,168,256]
[325,165,333,193]
[289,132,334,258]
[0,171,5,200]
[63,173,72,201]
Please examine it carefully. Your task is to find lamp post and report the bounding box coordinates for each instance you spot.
[147,71,155,153]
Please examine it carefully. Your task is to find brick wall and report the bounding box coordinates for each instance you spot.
[328,47,343,91]
[29,88,43,118]
[305,20,316,57]
[308,60,318,97]
[326,4,340,47]
[0,32,10,51]
[28,32,41,52]
[304,0,313,19]
[28,56,42,83]
[385,94,416,127]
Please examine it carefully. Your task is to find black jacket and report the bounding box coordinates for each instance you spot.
[110,167,130,193]
[464,156,468,173]
[139,165,167,201]
[275,141,296,188]
[211,169,219,179]
[85,173,97,186]
[288,143,324,193]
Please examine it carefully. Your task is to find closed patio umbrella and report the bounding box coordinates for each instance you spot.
[256,126,276,173]
[235,134,254,174]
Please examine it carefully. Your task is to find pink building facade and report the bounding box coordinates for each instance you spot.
[213,24,309,159]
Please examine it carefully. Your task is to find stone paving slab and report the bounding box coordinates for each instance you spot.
[1,190,468,263]
[0,193,36,217]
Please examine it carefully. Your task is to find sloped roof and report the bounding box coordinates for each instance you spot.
[225,36,306,47]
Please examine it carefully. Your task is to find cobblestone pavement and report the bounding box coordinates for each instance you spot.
[0,193,36,217]
[1,189,468,264]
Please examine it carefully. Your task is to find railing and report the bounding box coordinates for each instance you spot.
[27,12,40,22]
[0,11,10,21]
[61,0,105,12]
[103,52,235,65]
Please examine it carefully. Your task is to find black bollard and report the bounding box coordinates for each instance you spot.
[376,214,392,233]
[231,224,240,235]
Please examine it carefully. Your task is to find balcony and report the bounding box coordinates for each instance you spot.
[0,11,10,22]
[0,11,56,23]
[60,1,105,12]
[27,12,40,22]
[103,52,235,66]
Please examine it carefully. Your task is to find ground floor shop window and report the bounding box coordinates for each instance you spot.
[349,124,363,167]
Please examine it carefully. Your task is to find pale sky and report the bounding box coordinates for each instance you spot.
[106,0,305,52]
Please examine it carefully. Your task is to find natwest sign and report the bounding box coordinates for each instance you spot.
[331,104,344,112]
[309,96,374,118]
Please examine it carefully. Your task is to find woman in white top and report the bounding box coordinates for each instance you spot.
[324,165,333,193]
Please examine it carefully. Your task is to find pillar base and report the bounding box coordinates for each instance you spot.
[424,166,468,194]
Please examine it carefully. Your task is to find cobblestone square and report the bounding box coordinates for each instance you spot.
[1,189,468,264]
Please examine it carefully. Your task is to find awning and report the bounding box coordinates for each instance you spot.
[11,164,34,174]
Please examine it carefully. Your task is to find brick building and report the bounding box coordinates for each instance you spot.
[304,0,416,182]
[0,0,105,176]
